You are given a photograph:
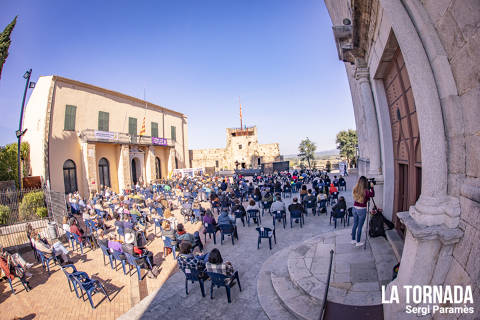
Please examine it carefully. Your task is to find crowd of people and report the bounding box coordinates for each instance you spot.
[2,167,365,301]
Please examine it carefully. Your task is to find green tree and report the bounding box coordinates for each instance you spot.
[0,16,17,79]
[298,137,317,169]
[336,129,358,165]
[0,142,29,187]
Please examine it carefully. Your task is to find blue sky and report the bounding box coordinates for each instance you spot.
[0,0,355,155]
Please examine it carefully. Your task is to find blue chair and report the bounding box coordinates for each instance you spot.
[206,271,242,303]
[204,223,218,245]
[99,244,114,269]
[36,249,58,273]
[61,264,88,292]
[330,192,339,205]
[290,210,304,228]
[71,273,111,309]
[162,236,176,258]
[272,210,286,229]
[283,186,292,198]
[219,224,236,245]
[233,210,245,227]
[192,209,202,223]
[304,198,317,216]
[95,208,106,219]
[182,267,206,297]
[117,227,125,240]
[344,207,354,227]
[154,218,164,236]
[318,199,328,214]
[110,250,127,274]
[124,252,152,281]
[330,208,346,229]
[246,209,261,227]
[7,265,31,294]
[256,227,276,250]
[262,201,272,216]
[72,233,85,254]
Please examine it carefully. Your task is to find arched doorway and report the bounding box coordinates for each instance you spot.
[131,158,138,184]
[63,159,78,194]
[155,157,162,179]
[98,158,111,188]
[382,44,422,236]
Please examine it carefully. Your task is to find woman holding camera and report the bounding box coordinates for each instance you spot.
[351,176,375,247]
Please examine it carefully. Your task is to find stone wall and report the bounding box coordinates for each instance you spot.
[324,0,480,317]
[420,0,480,309]
[190,126,281,171]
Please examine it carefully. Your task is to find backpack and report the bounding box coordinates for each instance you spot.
[369,208,386,238]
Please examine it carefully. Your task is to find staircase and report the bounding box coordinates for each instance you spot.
[257,229,396,320]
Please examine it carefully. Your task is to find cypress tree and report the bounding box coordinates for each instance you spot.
[0,16,17,79]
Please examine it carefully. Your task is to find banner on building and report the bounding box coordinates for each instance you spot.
[152,137,168,146]
[95,131,116,141]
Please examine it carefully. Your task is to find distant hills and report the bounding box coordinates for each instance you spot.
[283,149,339,160]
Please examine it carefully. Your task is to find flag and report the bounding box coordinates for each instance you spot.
[139,117,146,136]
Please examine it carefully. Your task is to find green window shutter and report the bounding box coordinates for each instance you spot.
[151,122,158,138]
[64,105,76,131]
[98,111,109,131]
[128,117,137,135]
[171,126,176,142]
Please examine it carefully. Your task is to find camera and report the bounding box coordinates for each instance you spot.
[368,178,376,185]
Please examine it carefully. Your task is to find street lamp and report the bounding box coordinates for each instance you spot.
[17,68,35,189]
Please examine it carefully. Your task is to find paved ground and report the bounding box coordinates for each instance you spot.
[0,202,204,320]
[120,172,397,320]
[1,172,396,320]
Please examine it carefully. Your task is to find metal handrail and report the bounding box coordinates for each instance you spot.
[320,249,334,320]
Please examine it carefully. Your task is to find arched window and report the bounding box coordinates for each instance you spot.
[98,158,111,188]
[63,159,78,194]
[155,157,162,179]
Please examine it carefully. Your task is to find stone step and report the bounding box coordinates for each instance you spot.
[385,229,404,262]
[270,272,323,320]
[257,245,298,320]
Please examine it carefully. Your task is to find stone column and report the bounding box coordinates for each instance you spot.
[167,148,176,176]
[384,213,463,320]
[118,144,131,192]
[145,146,156,183]
[81,142,97,196]
[354,61,382,177]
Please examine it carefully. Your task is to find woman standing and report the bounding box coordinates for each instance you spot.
[351,176,375,247]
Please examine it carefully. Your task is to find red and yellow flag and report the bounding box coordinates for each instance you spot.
[139,117,146,136]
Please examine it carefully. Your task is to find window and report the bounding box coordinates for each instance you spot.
[64,105,77,131]
[151,122,159,138]
[155,157,161,179]
[175,157,179,169]
[98,158,111,188]
[238,144,242,150]
[128,117,137,136]
[215,160,219,168]
[171,126,176,142]
[258,158,261,165]
[63,160,78,194]
[98,111,109,131]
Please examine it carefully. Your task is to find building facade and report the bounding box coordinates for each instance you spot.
[23,76,189,197]
[190,126,281,171]
[324,0,479,318]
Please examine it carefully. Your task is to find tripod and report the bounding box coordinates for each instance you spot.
[364,197,372,251]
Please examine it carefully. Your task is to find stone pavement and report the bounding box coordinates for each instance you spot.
[121,173,399,320]
[0,204,203,320]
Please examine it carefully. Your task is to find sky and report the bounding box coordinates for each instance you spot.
[0,0,355,155]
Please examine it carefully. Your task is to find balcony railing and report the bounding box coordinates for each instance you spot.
[79,129,174,147]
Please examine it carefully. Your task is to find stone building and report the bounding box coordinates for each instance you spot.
[22,76,189,197]
[324,0,479,318]
[190,126,281,171]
